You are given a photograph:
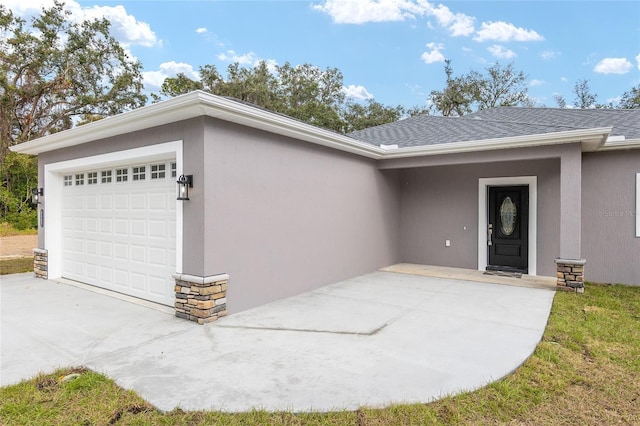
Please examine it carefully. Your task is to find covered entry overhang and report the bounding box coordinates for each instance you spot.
[377,128,612,283]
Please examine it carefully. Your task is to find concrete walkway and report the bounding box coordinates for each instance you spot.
[0,270,555,412]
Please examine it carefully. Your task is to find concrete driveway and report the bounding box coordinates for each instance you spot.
[0,271,555,412]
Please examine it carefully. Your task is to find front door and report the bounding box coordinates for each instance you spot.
[488,186,528,272]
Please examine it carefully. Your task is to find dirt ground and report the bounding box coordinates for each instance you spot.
[0,235,38,258]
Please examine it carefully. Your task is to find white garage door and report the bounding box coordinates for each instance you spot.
[61,161,177,306]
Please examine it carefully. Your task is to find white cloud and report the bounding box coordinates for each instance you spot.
[82,5,159,47]
[607,96,622,105]
[529,79,544,87]
[313,0,475,36]
[540,50,560,60]
[636,53,640,70]
[342,84,374,100]
[312,0,425,24]
[196,27,208,34]
[487,44,516,59]
[474,21,543,42]
[421,42,445,64]
[594,57,633,74]
[424,3,475,36]
[142,61,199,89]
[217,50,260,65]
[560,77,568,82]
[216,50,278,72]
[2,0,159,47]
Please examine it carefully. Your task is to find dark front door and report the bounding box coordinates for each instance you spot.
[488,186,528,272]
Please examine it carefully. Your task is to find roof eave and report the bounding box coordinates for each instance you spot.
[10,91,385,160]
[377,127,612,159]
[597,138,640,151]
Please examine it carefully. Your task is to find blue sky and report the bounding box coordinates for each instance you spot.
[8,1,640,110]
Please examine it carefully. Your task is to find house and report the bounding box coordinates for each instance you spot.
[12,91,640,324]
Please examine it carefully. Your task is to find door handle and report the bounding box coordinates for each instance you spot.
[487,223,493,246]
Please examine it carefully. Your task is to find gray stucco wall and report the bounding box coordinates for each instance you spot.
[191,118,401,313]
[582,150,640,285]
[398,158,560,277]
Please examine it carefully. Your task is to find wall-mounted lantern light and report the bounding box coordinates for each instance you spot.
[176,175,193,201]
[31,188,43,205]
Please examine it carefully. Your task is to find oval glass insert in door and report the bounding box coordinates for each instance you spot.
[499,196,517,236]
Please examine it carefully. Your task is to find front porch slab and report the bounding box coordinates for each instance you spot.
[381,263,557,290]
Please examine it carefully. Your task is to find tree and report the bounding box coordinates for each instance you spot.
[618,85,640,109]
[341,100,405,133]
[554,94,567,109]
[572,79,597,109]
[473,62,530,110]
[428,60,475,116]
[275,62,345,131]
[159,73,203,98]
[428,61,531,116]
[0,1,146,226]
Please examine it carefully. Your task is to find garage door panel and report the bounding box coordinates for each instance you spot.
[131,219,146,236]
[148,247,168,266]
[86,263,98,280]
[130,194,146,210]
[86,218,99,233]
[61,161,176,306]
[114,243,128,260]
[100,194,113,210]
[114,219,128,236]
[86,195,99,210]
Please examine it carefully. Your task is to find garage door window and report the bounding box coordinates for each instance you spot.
[171,162,176,178]
[101,170,112,183]
[132,166,146,181]
[87,172,98,185]
[116,168,128,182]
[63,175,73,186]
[75,173,84,185]
[151,164,166,179]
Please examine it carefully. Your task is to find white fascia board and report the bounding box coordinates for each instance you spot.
[598,138,640,151]
[10,91,385,159]
[379,127,612,159]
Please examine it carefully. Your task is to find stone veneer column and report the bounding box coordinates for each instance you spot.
[555,258,586,293]
[33,248,48,279]
[173,273,229,324]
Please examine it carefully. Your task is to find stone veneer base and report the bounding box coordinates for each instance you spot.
[555,258,586,293]
[173,273,229,324]
[33,248,48,279]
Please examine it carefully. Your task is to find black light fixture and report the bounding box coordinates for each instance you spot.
[31,188,43,205]
[176,175,193,201]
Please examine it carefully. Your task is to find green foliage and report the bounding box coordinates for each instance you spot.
[159,72,203,98]
[573,78,598,109]
[0,152,37,229]
[0,1,146,227]
[154,60,416,134]
[342,99,406,132]
[619,84,640,109]
[428,59,475,116]
[429,60,531,116]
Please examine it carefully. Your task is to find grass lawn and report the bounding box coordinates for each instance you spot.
[1,284,639,425]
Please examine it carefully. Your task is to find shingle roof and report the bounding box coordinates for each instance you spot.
[348,107,640,148]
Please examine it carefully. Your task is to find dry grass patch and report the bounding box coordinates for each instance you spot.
[0,257,33,275]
